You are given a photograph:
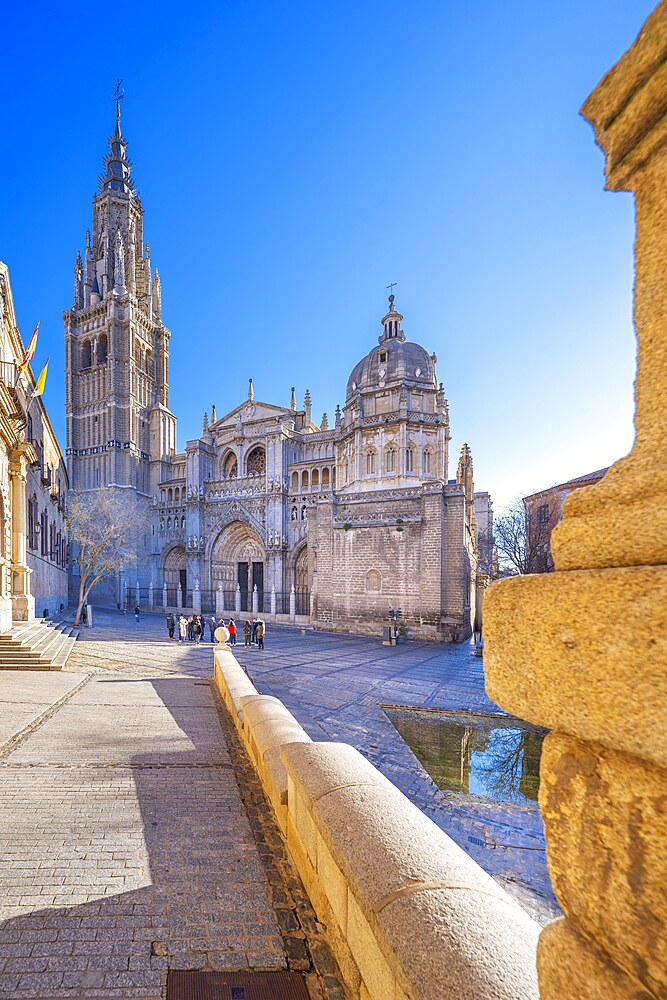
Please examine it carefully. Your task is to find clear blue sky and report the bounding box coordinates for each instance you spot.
[1,1,652,510]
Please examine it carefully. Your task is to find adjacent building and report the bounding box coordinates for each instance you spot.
[0,263,68,631]
[523,468,609,572]
[64,104,491,640]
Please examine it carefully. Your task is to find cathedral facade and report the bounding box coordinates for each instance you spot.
[65,106,491,641]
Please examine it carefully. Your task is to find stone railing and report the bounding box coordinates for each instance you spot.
[213,646,540,1000]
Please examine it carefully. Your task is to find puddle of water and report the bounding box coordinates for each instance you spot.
[386,708,547,806]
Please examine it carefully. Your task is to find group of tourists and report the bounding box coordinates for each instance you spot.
[164,613,266,649]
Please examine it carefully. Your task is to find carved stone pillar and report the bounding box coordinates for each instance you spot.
[484,7,667,999]
[9,448,34,622]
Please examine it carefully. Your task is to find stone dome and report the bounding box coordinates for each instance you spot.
[346,338,436,401]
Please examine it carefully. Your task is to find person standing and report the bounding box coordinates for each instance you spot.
[251,619,257,644]
[187,616,194,642]
[256,619,265,650]
[135,605,141,623]
[193,616,202,645]
[178,615,187,641]
[209,616,217,642]
[166,613,175,639]
[243,620,251,646]
[228,619,237,645]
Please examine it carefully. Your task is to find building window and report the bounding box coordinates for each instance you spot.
[537,503,550,525]
[379,351,387,364]
[366,569,381,593]
[405,448,414,472]
[246,446,266,475]
[366,452,376,475]
[385,448,396,473]
[423,449,431,474]
[40,512,48,556]
[81,340,92,368]
[97,334,108,364]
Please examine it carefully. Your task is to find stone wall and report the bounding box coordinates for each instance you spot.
[213,645,540,999]
[484,5,667,998]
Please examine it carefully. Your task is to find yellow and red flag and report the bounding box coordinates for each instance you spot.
[18,322,39,372]
[31,358,49,399]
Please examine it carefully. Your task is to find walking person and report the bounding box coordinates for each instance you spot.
[209,616,217,642]
[135,604,141,623]
[166,612,175,639]
[228,618,237,645]
[243,620,251,646]
[256,619,265,650]
[178,615,187,642]
[251,619,257,644]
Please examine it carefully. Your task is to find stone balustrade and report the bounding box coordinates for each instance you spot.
[213,645,540,1000]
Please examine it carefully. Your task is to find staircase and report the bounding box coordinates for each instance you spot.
[0,619,79,671]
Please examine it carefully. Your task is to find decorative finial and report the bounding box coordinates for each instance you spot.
[211,404,217,423]
[112,79,124,136]
[290,387,297,413]
[203,411,209,433]
[248,378,254,401]
[321,412,329,430]
[386,282,397,310]
[335,404,342,429]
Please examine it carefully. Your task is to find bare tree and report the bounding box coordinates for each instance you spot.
[66,491,149,625]
[494,499,551,576]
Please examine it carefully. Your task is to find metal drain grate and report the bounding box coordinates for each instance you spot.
[166,970,311,1000]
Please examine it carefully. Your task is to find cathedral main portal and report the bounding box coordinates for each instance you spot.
[210,521,265,613]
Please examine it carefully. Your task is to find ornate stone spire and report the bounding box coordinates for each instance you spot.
[152,269,162,319]
[202,411,209,433]
[290,387,297,413]
[100,98,135,195]
[335,404,342,429]
[321,412,329,430]
[211,404,217,423]
[248,378,254,401]
[73,252,83,310]
[456,443,474,501]
[304,389,312,425]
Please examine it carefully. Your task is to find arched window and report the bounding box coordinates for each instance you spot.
[423,449,431,474]
[97,334,108,364]
[223,451,238,478]
[311,469,319,489]
[246,446,266,475]
[366,569,381,593]
[134,341,141,368]
[161,489,165,502]
[332,466,337,487]
[174,487,180,502]
[168,488,173,503]
[81,340,92,368]
[405,447,414,473]
[291,471,298,490]
[366,451,376,475]
[385,448,396,474]
[145,349,152,376]
[322,467,330,487]
[301,470,309,490]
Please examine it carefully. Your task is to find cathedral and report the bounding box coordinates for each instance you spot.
[64,103,492,641]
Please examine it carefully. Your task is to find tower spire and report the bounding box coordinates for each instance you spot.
[100,82,134,195]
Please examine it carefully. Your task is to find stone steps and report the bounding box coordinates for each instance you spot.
[0,620,78,671]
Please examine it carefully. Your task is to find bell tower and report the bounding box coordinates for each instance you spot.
[63,96,176,499]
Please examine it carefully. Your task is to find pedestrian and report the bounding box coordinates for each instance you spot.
[209,616,217,642]
[178,615,187,641]
[256,619,265,650]
[135,604,141,623]
[194,616,202,645]
[166,612,175,639]
[251,619,257,644]
[243,620,251,646]
[228,618,237,645]
[187,616,194,642]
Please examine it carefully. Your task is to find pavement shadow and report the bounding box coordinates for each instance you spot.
[0,674,286,997]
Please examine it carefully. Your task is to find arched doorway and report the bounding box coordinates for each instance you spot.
[294,545,309,616]
[211,520,265,612]
[164,546,186,605]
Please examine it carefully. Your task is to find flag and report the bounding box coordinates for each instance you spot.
[31,358,49,399]
[18,322,39,373]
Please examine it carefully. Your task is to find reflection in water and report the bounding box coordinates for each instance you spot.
[387,709,547,806]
